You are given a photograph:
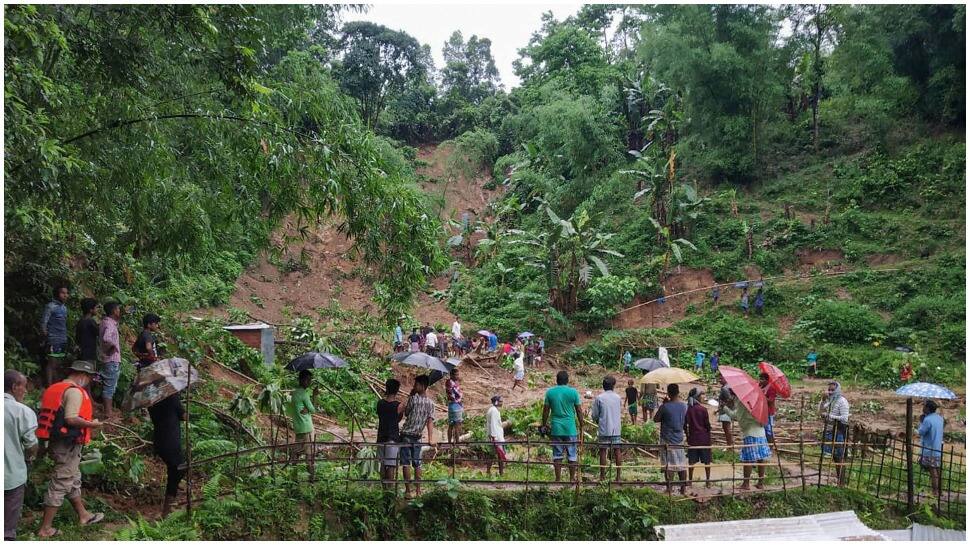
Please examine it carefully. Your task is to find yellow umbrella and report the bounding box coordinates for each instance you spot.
[638,367,700,385]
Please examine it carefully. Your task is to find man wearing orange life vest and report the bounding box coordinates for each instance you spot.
[36,360,105,538]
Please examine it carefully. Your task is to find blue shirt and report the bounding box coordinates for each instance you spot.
[710,354,719,367]
[394,326,403,344]
[40,300,68,348]
[918,413,944,459]
[623,352,632,365]
[695,352,705,366]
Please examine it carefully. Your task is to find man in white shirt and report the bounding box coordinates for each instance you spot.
[485,396,506,476]
[451,319,462,341]
[511,352,525,391]
[424,330,438,356]
[5,370,38,540]
[590,375,624,482]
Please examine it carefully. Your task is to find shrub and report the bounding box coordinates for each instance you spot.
[575,276,638,328]
[688,314,776,364]
[891,295,966,330]
[446,129,500,179]
[794,301,885,344]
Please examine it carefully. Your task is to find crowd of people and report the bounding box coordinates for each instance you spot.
[3,287,182,538]
[3,290,953,536]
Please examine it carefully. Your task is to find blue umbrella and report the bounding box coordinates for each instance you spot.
[733,281,749,288]
[894,382,957,400]
[518,332,534,339]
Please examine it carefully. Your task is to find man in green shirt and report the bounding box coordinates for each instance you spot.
[288,370,316,466]
[541,370,584,482]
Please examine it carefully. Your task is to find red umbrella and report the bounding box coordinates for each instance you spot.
[758,361,792,399]
[718,366,769,425]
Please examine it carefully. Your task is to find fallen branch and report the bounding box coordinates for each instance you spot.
[188,399,263,445]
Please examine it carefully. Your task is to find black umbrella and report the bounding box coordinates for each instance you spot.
[285,352,348,372]
[390,351,451,373]
[634,357,668,372]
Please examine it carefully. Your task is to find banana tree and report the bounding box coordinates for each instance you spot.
[649,217,697,284]
[671,183,710,238]
[510,203,624,314]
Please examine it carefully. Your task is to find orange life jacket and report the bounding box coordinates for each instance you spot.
[36,381,93,445]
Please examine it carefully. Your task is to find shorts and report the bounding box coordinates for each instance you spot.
[598,435,621,445]
[494,443,507,461]
[551,435,578,462]
[739,436,772,463]
[688,446,712,465]
[378,443,399,467]
[44,440,82,507]
[628,404,638,415]
[399,435,424,468]
[919,455,941,469]
[717,412,733,423]
[660,442,687,471]
[100,361,121,399]
[642,396,657,411]
[448,402,464,424]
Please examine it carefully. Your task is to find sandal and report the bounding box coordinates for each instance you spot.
[38,528,60,538]
[81,512,105,526]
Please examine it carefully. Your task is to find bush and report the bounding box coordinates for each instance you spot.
[446,129,500,179]
[891,295,966,330]
[685,314,777,364]
[575,276,638,328]
[794,301,885,344]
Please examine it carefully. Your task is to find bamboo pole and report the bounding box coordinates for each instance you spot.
[905,398,914,513]
[799,397,806,492]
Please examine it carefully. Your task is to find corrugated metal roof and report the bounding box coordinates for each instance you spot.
[222,322,273,330]
[656,511,888,541]
[883,523,966,542]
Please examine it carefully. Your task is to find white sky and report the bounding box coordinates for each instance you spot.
[350,2,584,88]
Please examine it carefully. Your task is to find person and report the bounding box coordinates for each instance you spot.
[408,328,421,352]
[132,313,162,368]
[394,323,404,351]
[917,400,944,497]
[623,351,633,372]
[451,319,462,343]
[485,395,506,477]
[75,298,100,362]
[900,360,913,382]
[445,368,463,444]
[685,388,713,488]
[641,382,659,420]
[5,370,38,540]
[711,284,720,305]
[709,352,720,375]
[36,360,105,537]
[424,328,438,357]
[819,381,850,484]
[658,345,670,366]
[525,341,535,367]
[400,375,436,499]
[717,377,735,448]
[40,285,70,386]
[488,333,498,352]
[149,391,188,517]
[754,288,765,316]
[511,351,526,391]
[694,351,706,373]
[376,378,403,490]
[287,370,316,465]
[537,336,545,361]
[541,371,584,483]
[740,287,749,317]
[759,372,778,441]
[625,379,640,424]
[419,323,432,351]
[724,396,771,490]
[591,376,623,481]
[654,383,688,495]
[98,302,122,418]
[806,349,818,376]
[502,341,512,357]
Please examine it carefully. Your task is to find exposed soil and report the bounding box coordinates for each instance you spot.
[795,249,846,273]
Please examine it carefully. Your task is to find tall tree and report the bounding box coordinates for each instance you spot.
[335,21,427,128]
[788,4,841,151]
[440,30,501,104]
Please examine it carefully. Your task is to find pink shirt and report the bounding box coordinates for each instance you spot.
[99,316,121,363]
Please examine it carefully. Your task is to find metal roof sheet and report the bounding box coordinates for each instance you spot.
[222,322,274,330]
[656,511,888,541]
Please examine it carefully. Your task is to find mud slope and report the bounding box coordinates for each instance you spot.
[218,143,498,326]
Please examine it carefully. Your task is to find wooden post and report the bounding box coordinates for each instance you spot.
[874,433,887,499]
[905,397,915,513]
[771,434,787,497]
[525,437,531,493]
[798,397,806,492]
[817,418,828,488]
[182,358,194,517]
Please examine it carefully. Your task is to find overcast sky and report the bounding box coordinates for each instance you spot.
[350,3,584,88]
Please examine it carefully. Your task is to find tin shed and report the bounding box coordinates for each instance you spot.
[223,322,275,366]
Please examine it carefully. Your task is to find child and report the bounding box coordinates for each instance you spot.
[625,379,640,424]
